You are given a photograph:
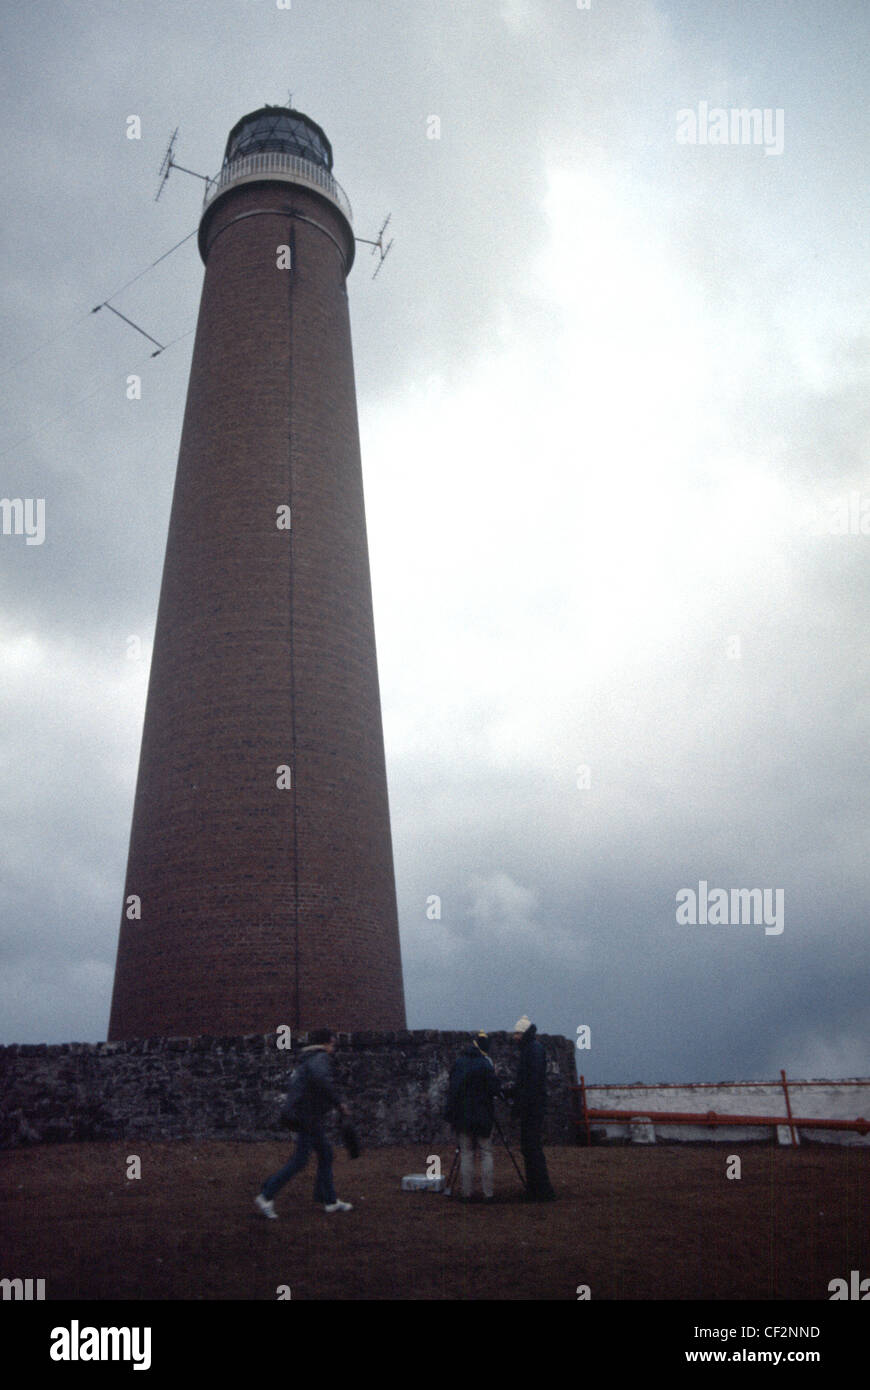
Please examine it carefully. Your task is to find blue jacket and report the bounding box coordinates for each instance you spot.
[282,1046,341,1127]
[445,1044,502,1137]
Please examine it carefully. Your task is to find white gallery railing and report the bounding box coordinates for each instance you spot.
[202,151,353,224]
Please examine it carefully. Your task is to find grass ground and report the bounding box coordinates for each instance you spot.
[2,1139,868,1300]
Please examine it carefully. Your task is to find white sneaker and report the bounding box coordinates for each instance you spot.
[324,1199,353,1213]
[255,1193,277,1220]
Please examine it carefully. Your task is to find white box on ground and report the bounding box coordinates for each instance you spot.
[401,1174,447,1192]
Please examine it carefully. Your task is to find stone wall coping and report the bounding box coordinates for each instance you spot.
[0,1029,572,1059]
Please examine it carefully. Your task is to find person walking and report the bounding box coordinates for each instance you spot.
[510,1015,556,1202]
[255,1029,353,1217]
[445,1031,502,1201]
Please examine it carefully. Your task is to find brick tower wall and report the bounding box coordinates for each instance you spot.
[108,176,405,1038]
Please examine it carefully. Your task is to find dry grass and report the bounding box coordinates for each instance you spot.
[2,1139,868,1300]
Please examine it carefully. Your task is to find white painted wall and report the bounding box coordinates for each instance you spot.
[580,1079,870,1146]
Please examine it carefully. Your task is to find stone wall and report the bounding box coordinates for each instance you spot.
[0,1031,578,1150]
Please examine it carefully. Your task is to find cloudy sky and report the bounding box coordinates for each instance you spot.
[1,0,868,1084]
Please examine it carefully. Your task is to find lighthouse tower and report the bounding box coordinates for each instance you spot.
[108,106,406,1039]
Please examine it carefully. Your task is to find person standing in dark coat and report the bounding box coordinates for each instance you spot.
[510,1015,556,1201]
[445,1031,502,1200]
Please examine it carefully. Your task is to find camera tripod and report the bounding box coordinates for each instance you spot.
[445,1115,526,1195]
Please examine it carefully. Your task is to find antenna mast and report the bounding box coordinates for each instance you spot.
[155,129,212,201]
[155,130,179,201]
[355,214,394,280]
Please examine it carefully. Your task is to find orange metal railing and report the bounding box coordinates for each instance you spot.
[574,1072,869,1142]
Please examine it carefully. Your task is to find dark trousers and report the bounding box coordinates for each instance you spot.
[520,1113,555,1198]
[262,1122,336,1206]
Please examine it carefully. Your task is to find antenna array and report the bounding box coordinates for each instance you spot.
[155,129,179,202]
[155,130,211,201]
[356,214,395,280]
